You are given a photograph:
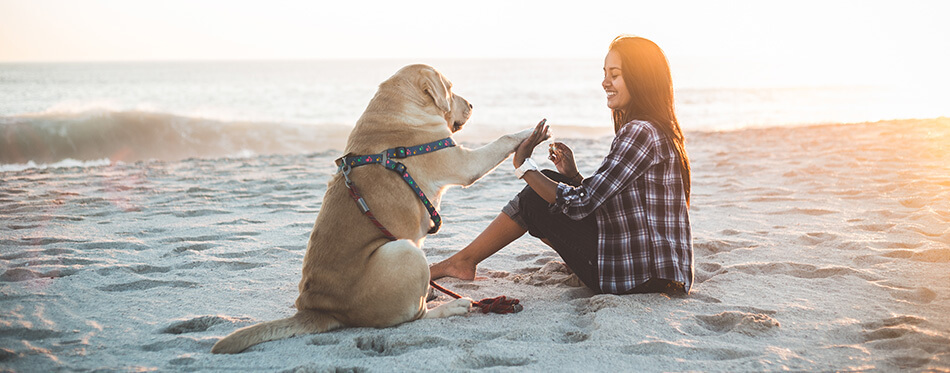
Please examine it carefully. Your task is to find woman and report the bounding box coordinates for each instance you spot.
[430,36,693,295]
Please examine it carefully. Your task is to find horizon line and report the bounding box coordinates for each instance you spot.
[0,56,610,64]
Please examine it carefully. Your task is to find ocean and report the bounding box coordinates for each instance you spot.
[1,59,945,170]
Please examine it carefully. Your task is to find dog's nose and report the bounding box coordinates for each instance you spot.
[468,102,473,109]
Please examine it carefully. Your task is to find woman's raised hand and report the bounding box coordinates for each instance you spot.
[548,142,578,179]
[514,119,551,167]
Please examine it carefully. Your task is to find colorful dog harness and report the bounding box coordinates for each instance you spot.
[335,137,456,237]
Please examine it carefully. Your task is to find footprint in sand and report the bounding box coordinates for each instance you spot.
[161,315,252,334]
[860,315,950,369]
[454,354,533,369]
[620,340,757,361]
[573,294,625,314]
[560,330,591,343]
[836,240,869,251]
[796,232,837,246]
[694,262,723,284]
[687,311,779,337]
[176,260,267,271]
[171,243,217,254]
[1,268,77,282]
[693,239,755,256]
[557,314,597,344]
[353,334,447,357]
[96,279,198,292]
[96,264,171,276]
[876,283,938,304]
[880,248,950,263]
[288,365,367,373]
[853,223,896,232]
[168,356,197,367]
[140,337,217,352]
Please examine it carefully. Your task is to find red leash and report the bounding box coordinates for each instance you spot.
[338,156,522,314]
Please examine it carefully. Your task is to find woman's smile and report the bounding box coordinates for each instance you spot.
[602,49,630,110]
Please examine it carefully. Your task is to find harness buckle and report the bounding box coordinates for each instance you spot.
[391,146,408,159]
[393,162,407,174]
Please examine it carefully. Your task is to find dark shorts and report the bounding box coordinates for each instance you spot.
[502,170,601,292]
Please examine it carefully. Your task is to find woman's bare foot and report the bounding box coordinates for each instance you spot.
[429,257,477,281]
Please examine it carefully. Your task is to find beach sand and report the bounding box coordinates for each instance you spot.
[1,118,948,372]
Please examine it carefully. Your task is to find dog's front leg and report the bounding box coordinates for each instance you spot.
[447,129,534,186]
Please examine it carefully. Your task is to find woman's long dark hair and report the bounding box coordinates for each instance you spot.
[609,35,690,206]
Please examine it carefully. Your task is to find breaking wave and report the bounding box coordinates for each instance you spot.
[0,110,353,167]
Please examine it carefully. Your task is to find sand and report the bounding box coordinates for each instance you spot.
[1,118,948,372]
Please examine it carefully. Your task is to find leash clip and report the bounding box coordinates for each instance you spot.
[336,157,353,186]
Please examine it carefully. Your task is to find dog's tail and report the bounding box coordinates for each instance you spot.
[211,310,341,354]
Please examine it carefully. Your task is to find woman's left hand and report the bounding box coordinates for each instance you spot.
[514,119,551,167]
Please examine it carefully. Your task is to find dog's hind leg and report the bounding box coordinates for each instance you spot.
[210,310,341,354]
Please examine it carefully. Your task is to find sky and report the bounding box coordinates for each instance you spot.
[1,0,949,86]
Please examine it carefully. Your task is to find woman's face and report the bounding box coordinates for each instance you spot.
[602,49,630,110]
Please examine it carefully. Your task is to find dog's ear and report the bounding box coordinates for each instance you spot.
[419,68,451,113]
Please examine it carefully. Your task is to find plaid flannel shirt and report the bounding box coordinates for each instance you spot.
[551,120,693,293]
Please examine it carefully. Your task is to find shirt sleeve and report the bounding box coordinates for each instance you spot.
[551,121,659,220]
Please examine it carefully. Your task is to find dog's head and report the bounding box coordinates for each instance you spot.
[395,64,472,133]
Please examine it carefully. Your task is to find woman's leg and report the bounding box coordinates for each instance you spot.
[429,212,526,281]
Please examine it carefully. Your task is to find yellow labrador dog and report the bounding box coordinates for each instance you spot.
[211,64,533,354]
